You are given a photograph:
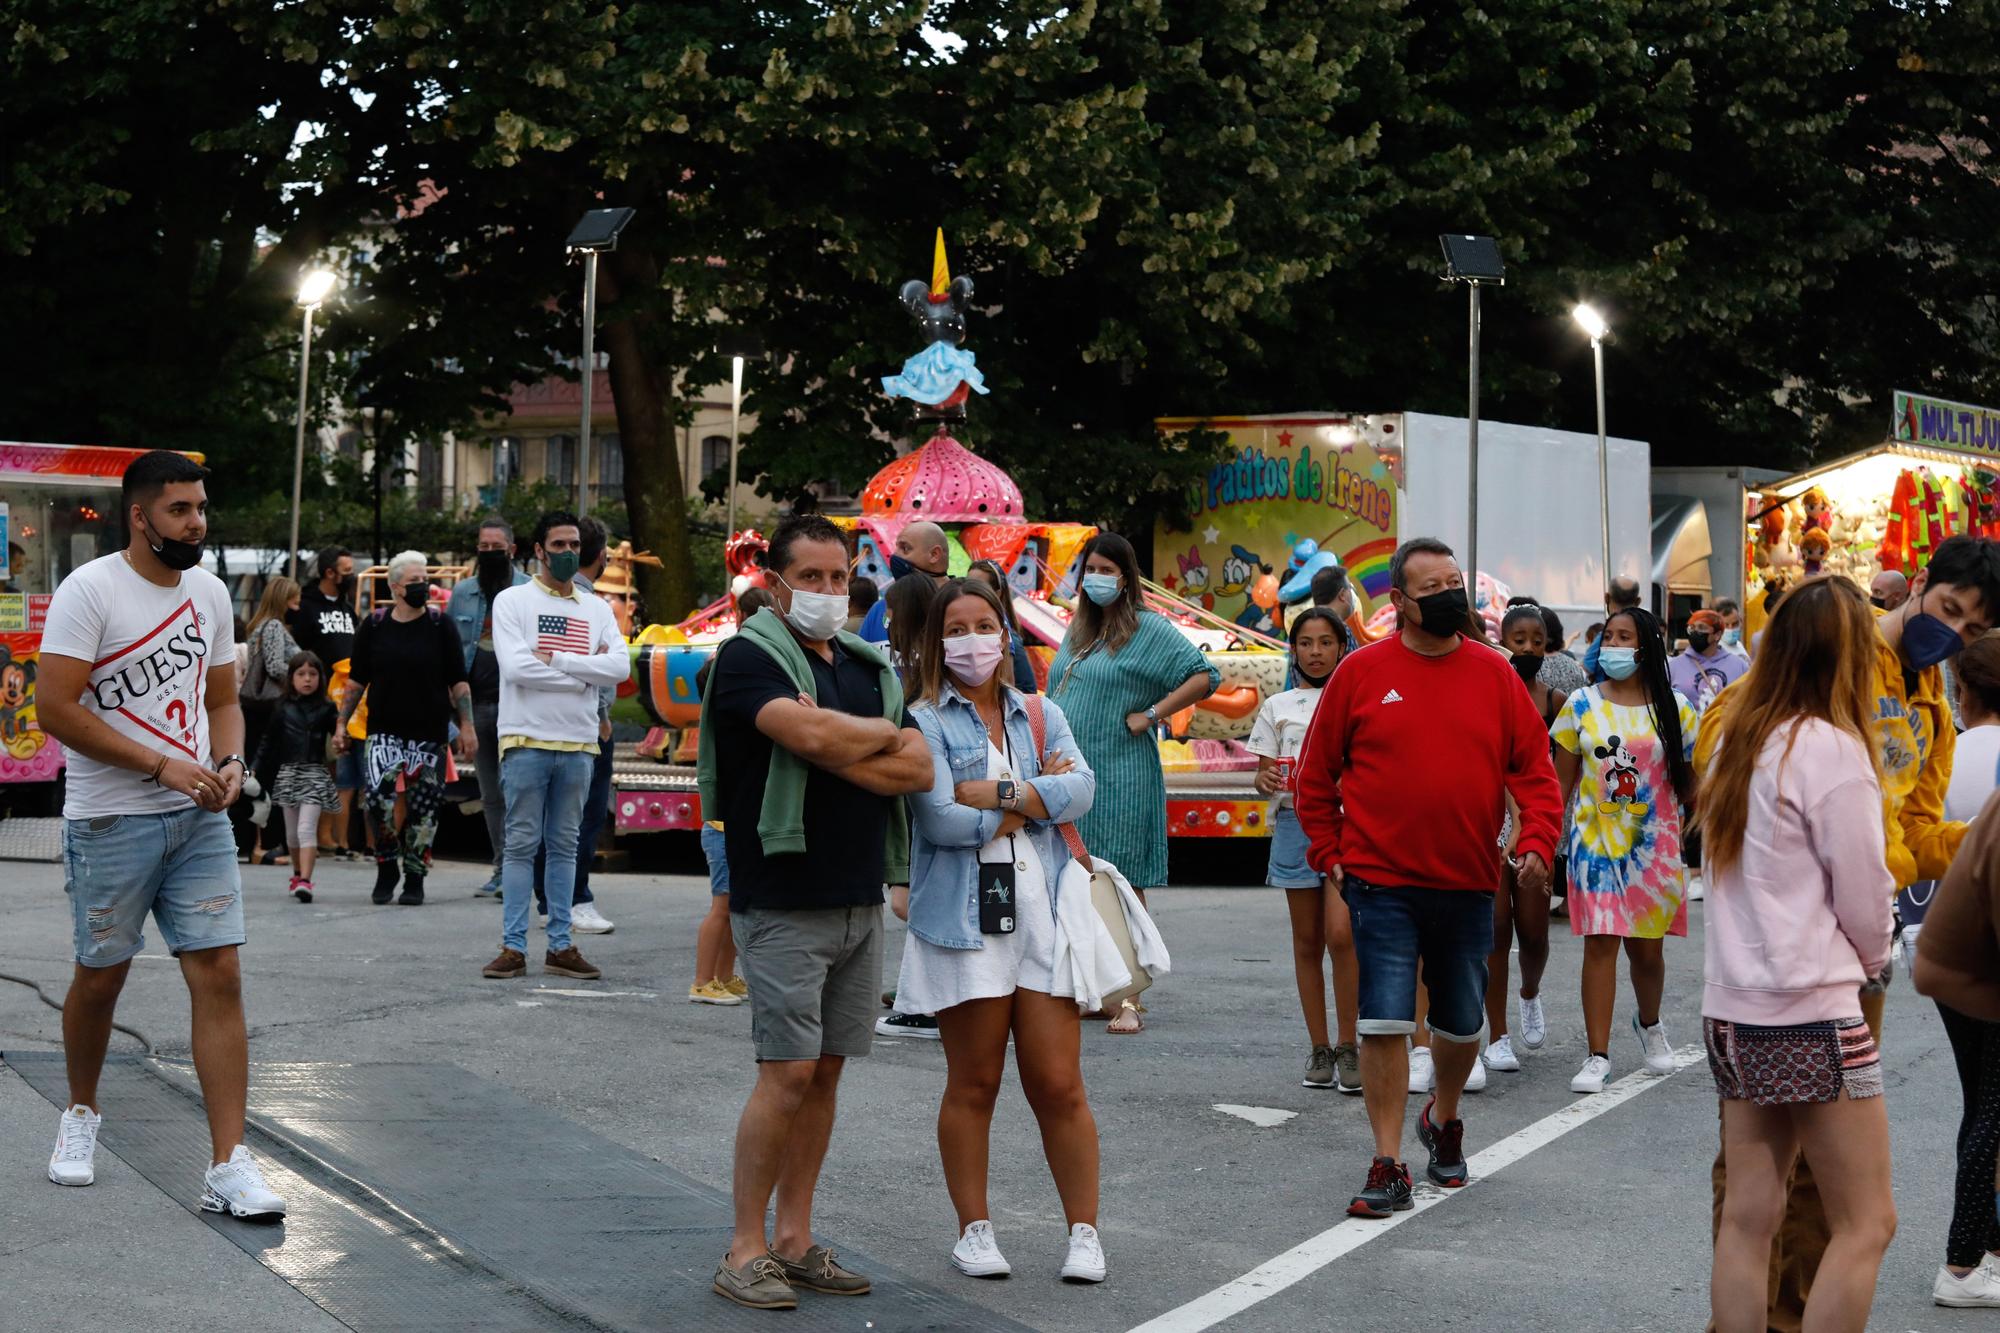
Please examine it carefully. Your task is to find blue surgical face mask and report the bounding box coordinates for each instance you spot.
[1599,646,1639,680]
[1082,572,1122,606]
[1722,628,1742,648]
[1903,587,1967,670]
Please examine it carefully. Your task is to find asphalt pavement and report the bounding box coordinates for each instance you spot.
[0,847,1980,1332]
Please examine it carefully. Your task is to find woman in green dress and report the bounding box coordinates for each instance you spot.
[1048,533,1219,1033]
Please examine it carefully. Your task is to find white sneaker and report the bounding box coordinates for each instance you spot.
[1519,995,1548,1051]
[1634,1015,1676,1075]
[1483,1035,1521,1072]
[1934,1263,2000,1307]
[1571,1054,1613,1094]
[1687,874,1705,903]
[1060,1222,1106,1283]
[48,1104,100,1186]
[1463,1052,1488,1093]
[200,1145,287,1220]
[1407,1044,1434,1094]
[951,1220,1011,1278]
[571,903,615,934]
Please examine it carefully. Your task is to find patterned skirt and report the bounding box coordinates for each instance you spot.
[270,761,341,813]
[1704,1015,1882,1106]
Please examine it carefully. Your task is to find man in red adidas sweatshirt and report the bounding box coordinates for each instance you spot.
[1295,537,1562,1218]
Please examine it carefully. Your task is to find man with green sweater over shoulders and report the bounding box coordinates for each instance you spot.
[702,513,933,1312]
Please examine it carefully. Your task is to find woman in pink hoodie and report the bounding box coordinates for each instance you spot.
[1697,576,1897,1333]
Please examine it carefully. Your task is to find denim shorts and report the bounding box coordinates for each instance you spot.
[699,825,730,896]
[334,750,361,789]
[63,808,244,967]
[1340,874,1495,1043]
[1265,806,1321,889]
[731,905,881,1062]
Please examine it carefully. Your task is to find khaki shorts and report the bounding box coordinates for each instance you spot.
[731,906,882,1062]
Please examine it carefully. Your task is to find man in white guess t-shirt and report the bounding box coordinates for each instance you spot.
[35,451,285,1220]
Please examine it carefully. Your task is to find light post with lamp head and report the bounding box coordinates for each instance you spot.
[288,269,337,581]
[1572,302,1612,590]
[1439,235,1505,603]
[563,207,636,517]
[714,330,767,543]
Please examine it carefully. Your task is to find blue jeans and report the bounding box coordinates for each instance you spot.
[1340,874,1494,1043]
[535,742,609,912]
[63,808,244,966]
[501,747,593,954]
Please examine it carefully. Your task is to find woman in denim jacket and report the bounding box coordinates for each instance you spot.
[893,579,1108,1285]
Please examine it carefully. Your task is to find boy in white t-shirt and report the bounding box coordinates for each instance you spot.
[36,451,285,1220]
[1247,607,1361,1094]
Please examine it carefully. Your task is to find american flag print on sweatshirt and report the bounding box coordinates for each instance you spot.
[536,613,592,655]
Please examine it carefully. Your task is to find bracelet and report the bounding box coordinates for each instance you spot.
[148,754,168,784]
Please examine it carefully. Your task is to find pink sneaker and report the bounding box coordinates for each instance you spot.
[289,877,313,905]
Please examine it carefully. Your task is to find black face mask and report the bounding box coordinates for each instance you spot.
[1509,652,1542,687]
[1869,596,1888,610]
[338,573,357,599]
[141,514,204,572]
[1687,631,1711,654]
[888,553,914,581]
[476,550,513,585]
[1410,587,1469,637]
[401,581,430,609]
[1296,664,1333,689]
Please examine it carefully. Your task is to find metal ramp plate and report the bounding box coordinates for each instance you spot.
[0,816,62,862]
[4,1052,1031,1333]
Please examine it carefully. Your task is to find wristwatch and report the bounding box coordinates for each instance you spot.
[215,754,245,776]
[996,779,1018,810]
[1144,705,1160,722]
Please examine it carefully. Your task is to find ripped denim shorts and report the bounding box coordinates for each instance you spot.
[63,808,244,967]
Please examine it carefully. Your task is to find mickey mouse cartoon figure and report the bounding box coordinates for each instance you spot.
[1593,735,1649,818]
[0,645,36,745]
[880,229,989,419]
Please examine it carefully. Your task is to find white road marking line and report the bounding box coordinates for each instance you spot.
[1213,1104,1299,1128]
[529,986,657,999]
[1128,1045,1705,1333]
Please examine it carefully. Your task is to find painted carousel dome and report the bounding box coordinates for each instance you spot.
[859,429,1024,523]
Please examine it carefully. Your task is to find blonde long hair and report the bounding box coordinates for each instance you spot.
[1695,576,1882,873]
[247,576,300,641]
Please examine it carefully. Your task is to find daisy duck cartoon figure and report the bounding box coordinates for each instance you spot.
[881,229,988,422]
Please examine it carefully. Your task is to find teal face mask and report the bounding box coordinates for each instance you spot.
[1599,646,1639,680]
[544,550,580,582]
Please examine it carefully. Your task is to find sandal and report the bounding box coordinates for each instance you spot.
[1107,1000,1144,1035]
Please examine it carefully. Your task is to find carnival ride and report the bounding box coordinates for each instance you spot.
[607,233,1287,838]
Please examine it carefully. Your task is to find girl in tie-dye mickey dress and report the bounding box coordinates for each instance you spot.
[1550,607,1701,1091]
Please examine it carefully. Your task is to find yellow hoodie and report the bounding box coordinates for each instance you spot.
[1697,622,1965,890]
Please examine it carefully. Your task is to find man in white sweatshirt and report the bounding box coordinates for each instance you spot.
[481,511,632,982]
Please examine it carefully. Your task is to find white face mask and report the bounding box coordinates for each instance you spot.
[776,575,848,642]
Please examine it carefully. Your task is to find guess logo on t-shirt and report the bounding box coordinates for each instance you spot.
[88,597,209,756]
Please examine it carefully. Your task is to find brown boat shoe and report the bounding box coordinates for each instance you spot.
[544,946,602,980]
[769,1244,871,1296]
[481,948,526,979]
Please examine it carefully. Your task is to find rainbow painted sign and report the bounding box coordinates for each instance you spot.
[1153,415,1399,630]
[1893,391,2000,460]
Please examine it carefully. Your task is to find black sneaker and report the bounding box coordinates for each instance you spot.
[398,873,425,906]
[371,861,400,905]
[1418,1098,1468,1188]
[1347,1155,1413,1219]
[874,1012,940,1039]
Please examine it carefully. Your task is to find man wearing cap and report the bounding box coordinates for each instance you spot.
[1668,609,1748,715]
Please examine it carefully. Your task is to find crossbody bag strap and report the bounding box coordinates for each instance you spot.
[1025,694,1093,869]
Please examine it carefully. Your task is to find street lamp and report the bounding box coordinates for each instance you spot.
[715,330,766,542]
[288,270,337,581]
[564,207,637,516]
[1440,235,1505,602]
[1572,302,1612,591]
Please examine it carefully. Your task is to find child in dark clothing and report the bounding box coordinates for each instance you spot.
[255,651,341,902]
